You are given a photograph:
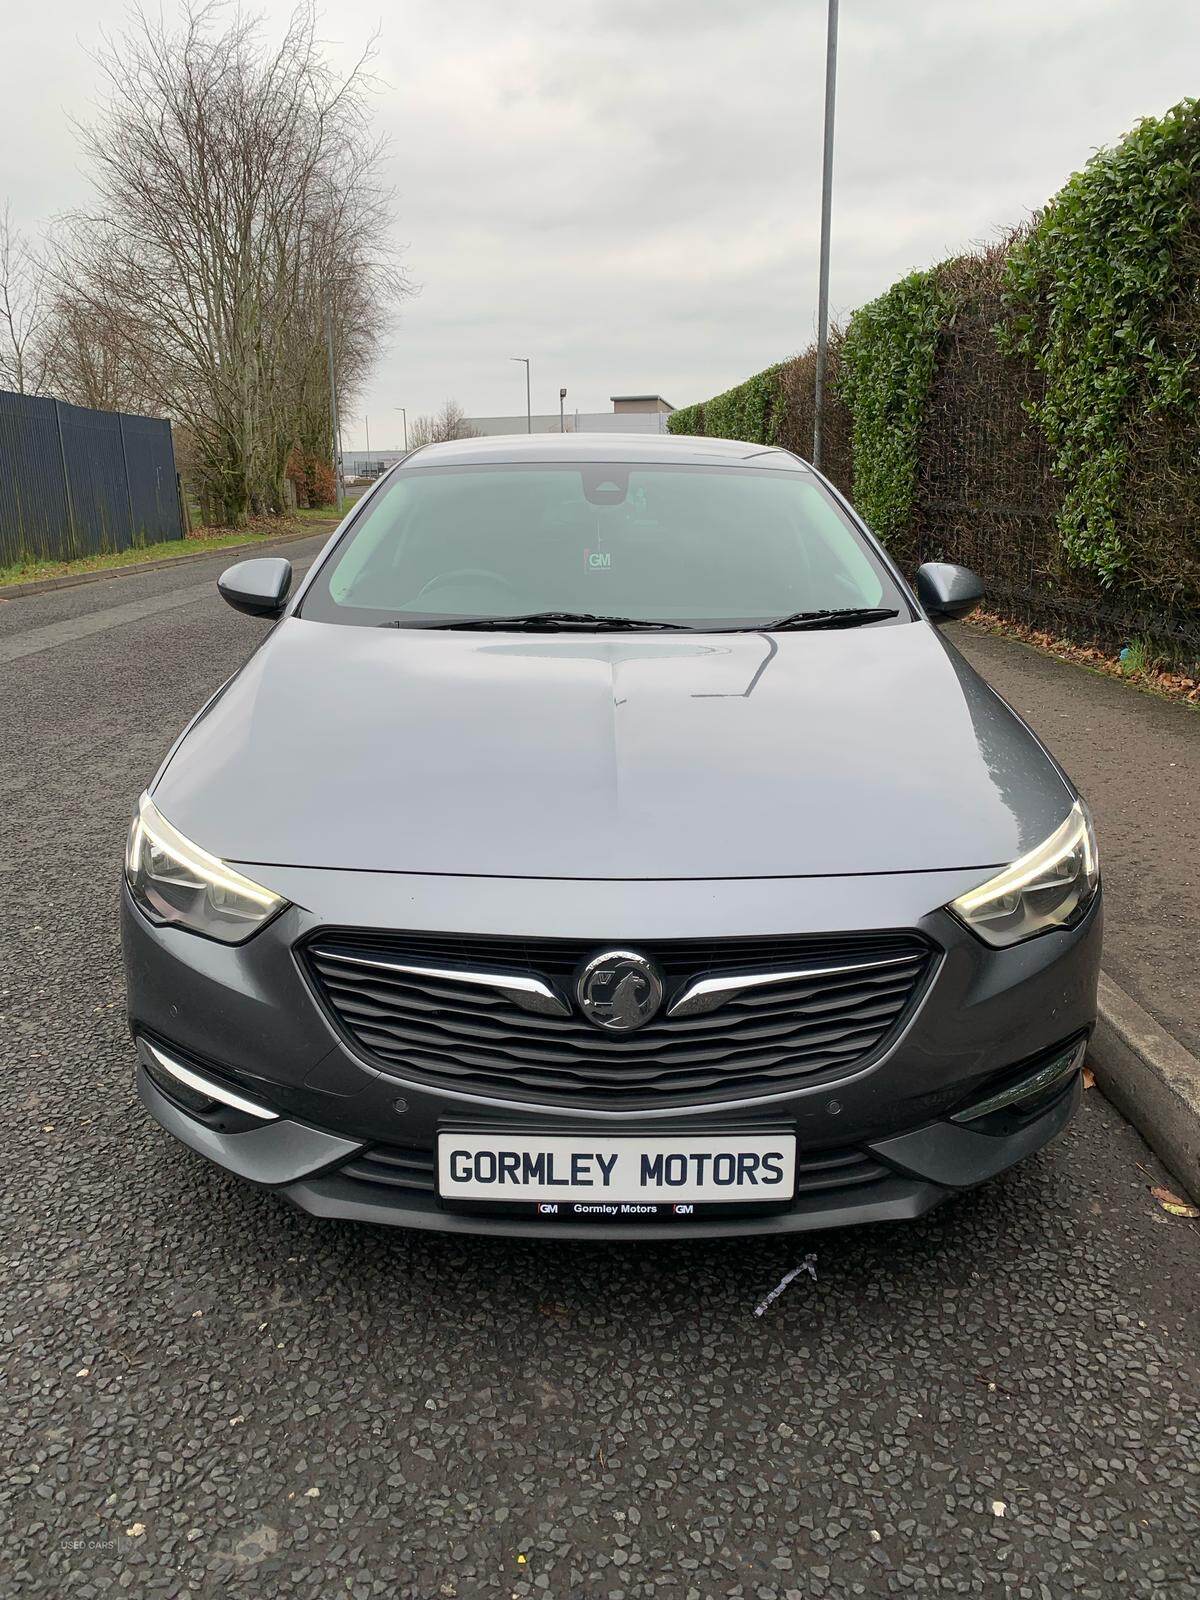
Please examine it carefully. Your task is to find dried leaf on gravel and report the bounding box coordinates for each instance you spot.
[1082,1068,1096,1089]
[1150,1185,1200,1219]
[964,611,1200,706]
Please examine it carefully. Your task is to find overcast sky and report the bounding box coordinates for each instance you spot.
[4,0,1200,447]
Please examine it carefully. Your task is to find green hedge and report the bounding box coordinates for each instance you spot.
[836,268,952,546]
[1002,98,1200,587]
[666,99,1200,655]
[667,364,786,444]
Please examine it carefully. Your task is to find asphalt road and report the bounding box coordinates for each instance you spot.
[3,548,1199,1600]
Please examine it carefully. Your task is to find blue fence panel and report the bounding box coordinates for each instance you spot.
[0,388,182,567]
[60,402,132,557]
[0,390,73,565]
[121,411,184,543]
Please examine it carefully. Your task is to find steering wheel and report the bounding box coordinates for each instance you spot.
[416,568,518,600]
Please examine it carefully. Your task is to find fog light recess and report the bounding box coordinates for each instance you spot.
[951,1039,1087,1124]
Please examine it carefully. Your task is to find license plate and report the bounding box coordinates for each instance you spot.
[437,1132,796,1210]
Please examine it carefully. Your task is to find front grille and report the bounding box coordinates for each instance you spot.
[790,1147,891,1194]
[303,929,933,1108]
[338,1144,436,1193]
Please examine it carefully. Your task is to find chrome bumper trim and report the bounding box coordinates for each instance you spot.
[139,1038,280,1122]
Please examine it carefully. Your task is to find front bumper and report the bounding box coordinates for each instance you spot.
[122,866,1102,1239]
[134,1048,1083,1238]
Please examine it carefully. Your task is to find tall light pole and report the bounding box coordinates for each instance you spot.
[395,406,408,450]
[324,292,345,510]
[511,357,531,432]
[559,387,566,433]
[812,0,838,471]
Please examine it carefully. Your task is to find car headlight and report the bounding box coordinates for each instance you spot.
[949,801,1099,948]
[125,792,287,943]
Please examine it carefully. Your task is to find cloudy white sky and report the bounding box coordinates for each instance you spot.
[4,0,1199,446]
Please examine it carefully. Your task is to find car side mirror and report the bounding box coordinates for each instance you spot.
[916,561,984,622]
[217,557,293,618]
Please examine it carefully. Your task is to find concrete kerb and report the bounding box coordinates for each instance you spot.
[1091,970,1200,1204]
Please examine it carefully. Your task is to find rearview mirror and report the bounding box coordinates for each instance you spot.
[916,561,984,622]
[218,557,293,618]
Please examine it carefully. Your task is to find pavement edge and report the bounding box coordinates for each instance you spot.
[1091,971,1200,1204]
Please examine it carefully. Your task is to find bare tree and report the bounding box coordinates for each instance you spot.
[408,400,481,448]
[40,234,158,414]
[61,3,407,523]
[0,204,54,395]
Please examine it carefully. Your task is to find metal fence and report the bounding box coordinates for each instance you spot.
[0,389,183,568]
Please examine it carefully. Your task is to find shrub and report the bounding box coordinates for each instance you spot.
[836,268,952,547]
[666,99,1200,669]
[1002,99,1200,588]
[668,365,786,444]
[286,447,336,509]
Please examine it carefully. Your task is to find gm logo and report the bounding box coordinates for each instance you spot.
[585,550,611,569]
[538,1203,559,1215]
[673,1204,695,1215]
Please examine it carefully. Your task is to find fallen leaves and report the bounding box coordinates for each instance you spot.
[1082,1067,1096,1090]
[964,611,1200,705]
[1151,1185,1200,1219]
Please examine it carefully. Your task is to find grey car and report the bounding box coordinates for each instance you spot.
[121,433,1102,1238]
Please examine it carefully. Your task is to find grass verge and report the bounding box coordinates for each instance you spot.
[0,512,342,591]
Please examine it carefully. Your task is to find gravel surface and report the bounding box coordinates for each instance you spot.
[3,564,1199,1599]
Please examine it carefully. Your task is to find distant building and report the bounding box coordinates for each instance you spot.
[465,394,675,438]
[342,451,407,477]
[610,394,675,415]
[340,394,677,473]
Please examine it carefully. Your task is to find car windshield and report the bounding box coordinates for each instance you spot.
[299,461,909,629]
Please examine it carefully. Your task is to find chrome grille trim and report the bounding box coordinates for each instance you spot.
[314,948,570,1017]
[666,953,921,1018]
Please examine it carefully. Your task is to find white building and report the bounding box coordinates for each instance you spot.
[342,394,676,475]
[466,395,676,438]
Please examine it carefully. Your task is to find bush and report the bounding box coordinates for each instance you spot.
[837,269,952,546]
[667,365,786,445]
[1003,98,1200,589]
[286,447,336,509]
[665,99,1200,670]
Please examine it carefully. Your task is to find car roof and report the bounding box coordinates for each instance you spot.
[401,432,810,470]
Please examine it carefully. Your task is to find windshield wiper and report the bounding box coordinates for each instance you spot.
[379,606,899,633]
[746,606,900,632]
[384,611,694,632]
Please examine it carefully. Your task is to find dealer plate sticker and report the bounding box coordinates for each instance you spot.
[437,1133,796,1207]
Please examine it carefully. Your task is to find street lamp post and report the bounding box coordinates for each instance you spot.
[511,357,531,432]
[395,406,408,451]
[559,387,566,433]
[324,293,345,510]
[812,0,838,471]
